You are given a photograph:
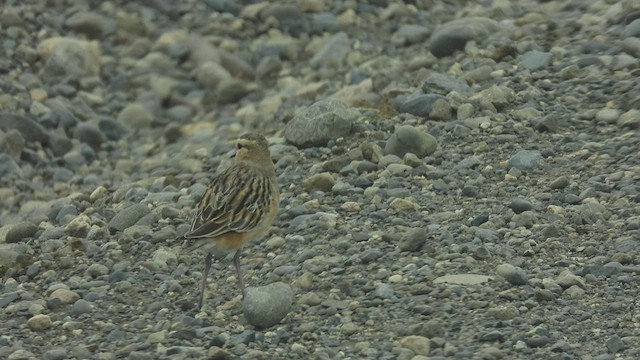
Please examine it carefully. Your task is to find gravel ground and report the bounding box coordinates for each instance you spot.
[1,0,640,359]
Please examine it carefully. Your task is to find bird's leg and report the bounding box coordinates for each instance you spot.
[199,252,213,309]
[233,249,245,298]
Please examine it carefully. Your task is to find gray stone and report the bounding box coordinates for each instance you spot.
[5,222,38,243]
[216,78,250,104]
[391,25,431,46]
[605,335,624,354]
[0,129,25,159]
[395,93,448,117]
[496,263,528,285]
[70,299,93,314]
[108,203,151,232]
[0,154,22,177]
[421,72,472,95]
[42,348,68,360]
[385,125,437,158]
[65,11,117,38]
[520,50,552,70]
[549,176,570,189]
[510,198,533,214]
[430,17,502,57]
[117,103,153,129]
[310,32,350,68]
[72,122,106,148]
[243,282,293,328]
[508,150,542,170]
[0,113,49,144]
[303,173,335,192]
[38,37,101,82]
[284,99,355,147]
[398,228,427,252]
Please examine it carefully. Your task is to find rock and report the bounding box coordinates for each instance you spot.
[385,125,437,158]
[470,85,514,110]
[430,17,502,57]
[108,203,151,232]
[394,93,448,117]
[0,129,25,159]
[0,154,22,178]
[433,274,493,285]
[549,176,570,189]
[0,113,49,144]
[64,214,91,238]
[520,50,552,70]
[72,122,106,149]
[70,299,93,315]
[5,222,38,243]
[508,150,542,171]
[391,25,431,46]
[595,109,620,123]
[605,335,624,354]
[243,282,293,328]
[400,336,430,355]
[117,103,153,129]
[64,11,117,39]
[284,99,355,147]
[27,314,52,331]
[310,32,351,68]
[303,173,335,192]
[556,270,586,289]
[86,263,109,278]
[421,72,472,95]
[496,263,528,285]
[196,61,232,89]
[37,37,101,82]
[510,198,533,214]
[617,109,640,128]
[398,228,427,252]
[50,288,80,304]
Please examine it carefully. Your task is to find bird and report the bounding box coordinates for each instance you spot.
[183,133,279,309]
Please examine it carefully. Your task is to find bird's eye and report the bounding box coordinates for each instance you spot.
[237,142,245,149]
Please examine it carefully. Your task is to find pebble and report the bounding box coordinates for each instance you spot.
[384,125,438,158]
[398,228,427,252]
[5,222,38,243]
[243,282,293,328]
[284,99,355,147]
[117,103,153,129]
[510,198,534,214]
[430,17,502,57]
[27,314,52,331]
[508,150,542,171]
[49,288,80,304]
[108,203,151,231]
[400,336,430,356]
[520,50,552,70]
[496,263,528,285]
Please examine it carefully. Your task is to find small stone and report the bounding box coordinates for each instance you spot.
[86,263,109,278]
[617,109,640,128]
[390,198,418,211]
[284,99,355,147]
[385,125,437,158]
[302,173,335,192]
[430,17,502,57]
[556,270,586,289]
[595,109,620,123]
[64,214,91,238]
[50,288,80,304]
[27,314,52,331]
[510,198,533,214]
[108,203,151,231]
[0,129,25,160]
[605,335,624,354]
[310,32,350,68]
[70,299,93,315]
[398,228,427,252]
[549,176,570,189]
[117,103,153,129]
[508,150,542,171]
[496,263,528,285]
[520,50,552,70]
[433,274,493,285]
[243,282,293,328]
[400,336,430,356]
[5,222,38,243]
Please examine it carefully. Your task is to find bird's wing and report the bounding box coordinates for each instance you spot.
[185,166,274,239]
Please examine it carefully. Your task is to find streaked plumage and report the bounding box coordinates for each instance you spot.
[184,133,279,309]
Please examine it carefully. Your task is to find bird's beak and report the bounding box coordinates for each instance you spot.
[227,148,237,158]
